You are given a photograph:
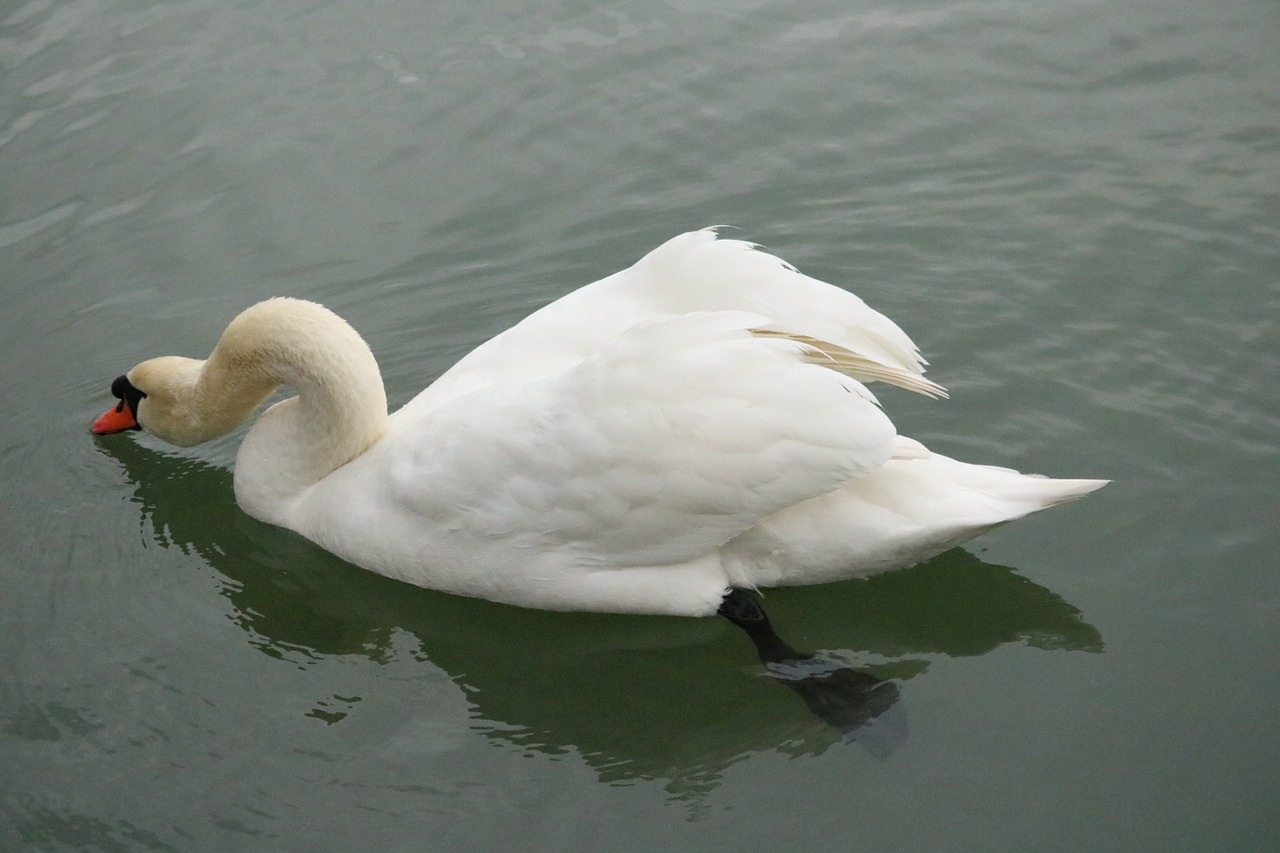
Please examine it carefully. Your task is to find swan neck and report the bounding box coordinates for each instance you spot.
[204,298,389,519]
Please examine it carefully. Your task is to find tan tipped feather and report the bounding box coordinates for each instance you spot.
[751,328,948,399]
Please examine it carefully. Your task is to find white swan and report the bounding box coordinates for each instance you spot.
[92,229,1106,618]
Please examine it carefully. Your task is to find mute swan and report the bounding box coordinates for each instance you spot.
[92,229,1105,625]
[93,229,1107,742]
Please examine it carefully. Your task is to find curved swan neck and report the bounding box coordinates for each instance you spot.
[210,299,388,519]
[205,297,387,419]
[126,298,388,523]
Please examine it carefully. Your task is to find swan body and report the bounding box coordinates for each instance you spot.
[94,229,1106,616]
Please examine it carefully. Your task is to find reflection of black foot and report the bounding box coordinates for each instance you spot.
[765,657,906,756]
[719,588,906,755]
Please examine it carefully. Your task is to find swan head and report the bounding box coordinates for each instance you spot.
[92,355,276,447]
[91,298,385,459]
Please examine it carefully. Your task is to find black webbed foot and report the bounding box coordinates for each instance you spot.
[718,588,906,755]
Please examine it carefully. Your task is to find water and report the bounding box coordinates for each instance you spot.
[3,0,1278,849]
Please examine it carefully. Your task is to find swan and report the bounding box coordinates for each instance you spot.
[92,229,1105,624]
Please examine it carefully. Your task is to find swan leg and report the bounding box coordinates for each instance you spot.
[717,588,805,661]
[718,589,906,753]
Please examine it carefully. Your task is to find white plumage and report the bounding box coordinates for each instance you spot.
[96,229,1106,616]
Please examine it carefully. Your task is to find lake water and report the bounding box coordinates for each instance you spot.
[2,0,1278,849]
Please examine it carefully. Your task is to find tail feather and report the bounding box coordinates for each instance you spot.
[995,475,1110,509]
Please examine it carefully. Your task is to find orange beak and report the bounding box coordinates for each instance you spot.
[92,400,140,435]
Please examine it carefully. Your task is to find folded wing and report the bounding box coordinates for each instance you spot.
[387,311,897,569]
[402,229,943,418]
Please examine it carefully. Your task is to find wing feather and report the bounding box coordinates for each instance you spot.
[401,228,944,420]
[388,311,896,569]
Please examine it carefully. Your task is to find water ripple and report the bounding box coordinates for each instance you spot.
[0,201,79,249]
